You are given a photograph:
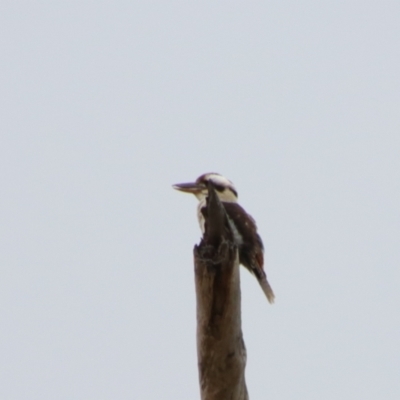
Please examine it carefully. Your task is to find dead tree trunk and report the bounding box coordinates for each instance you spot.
[194,182,249,400]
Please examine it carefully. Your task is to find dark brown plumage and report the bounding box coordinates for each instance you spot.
[201,201,275,303]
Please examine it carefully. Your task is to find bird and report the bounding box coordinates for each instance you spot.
[173,172,275,304]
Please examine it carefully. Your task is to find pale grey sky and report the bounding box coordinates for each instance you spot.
[1,2,399,399]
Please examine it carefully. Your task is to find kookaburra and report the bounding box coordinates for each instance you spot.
[173,172,275,304]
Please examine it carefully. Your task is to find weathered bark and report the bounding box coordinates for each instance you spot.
[194,182,248,400]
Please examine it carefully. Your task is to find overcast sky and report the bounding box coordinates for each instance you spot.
[1,2,399,399]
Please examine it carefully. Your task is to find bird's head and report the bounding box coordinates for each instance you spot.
[173,173,238,203]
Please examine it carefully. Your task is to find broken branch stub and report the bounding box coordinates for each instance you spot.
[193,182,248,400]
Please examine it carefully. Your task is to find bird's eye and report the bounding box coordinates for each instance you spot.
[213,183,225,192]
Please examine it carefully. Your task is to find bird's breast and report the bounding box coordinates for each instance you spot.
[197,199,244,245]
[197,199,206,233]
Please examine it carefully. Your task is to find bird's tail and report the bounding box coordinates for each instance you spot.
[258,276,275,304]
[249,263,275,304]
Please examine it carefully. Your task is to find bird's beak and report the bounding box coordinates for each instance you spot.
[172,182,205,194]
